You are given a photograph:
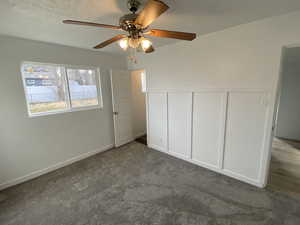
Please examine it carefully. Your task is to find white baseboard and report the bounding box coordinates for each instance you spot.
[0,144,114,191]
[148,144,167,152]
[150,145,263,188]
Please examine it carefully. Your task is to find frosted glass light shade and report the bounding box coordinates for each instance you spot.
[141,38,152,51]
[119,38,129,50]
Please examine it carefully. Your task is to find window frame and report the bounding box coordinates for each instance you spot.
[20,61,103,118]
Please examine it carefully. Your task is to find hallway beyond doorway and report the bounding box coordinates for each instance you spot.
[268,138,300,195]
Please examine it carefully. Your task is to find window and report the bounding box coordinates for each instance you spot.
[21,62,102,117]
[66,68,99,108]
[141,71,147,93]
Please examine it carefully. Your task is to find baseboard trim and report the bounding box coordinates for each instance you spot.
[0,144,114,191]
[148,144,167,152]
[150,145,263,188]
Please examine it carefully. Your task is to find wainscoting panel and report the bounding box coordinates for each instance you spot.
[147,90,271,187]
[192,92,227,169]
[223,92,269,182]
[147,92,168,152]
[168,92,193,159]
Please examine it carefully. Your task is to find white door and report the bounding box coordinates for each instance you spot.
[110,70,134,147]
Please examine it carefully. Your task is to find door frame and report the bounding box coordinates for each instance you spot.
[110,69,134,147]
[262,46,287,187]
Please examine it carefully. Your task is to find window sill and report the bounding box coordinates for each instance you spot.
[28,105,103,118]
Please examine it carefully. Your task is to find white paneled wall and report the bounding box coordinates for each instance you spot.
[223,92,269,183]
[147,90,271,187]
[147,93,168,152]
[168,93,193,159]
[192,92,227,169]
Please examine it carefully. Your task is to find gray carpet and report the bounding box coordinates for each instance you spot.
[269,138,300,195]
[0,142,300,225]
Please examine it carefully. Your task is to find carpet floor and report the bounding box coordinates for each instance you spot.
[0,142,300,225]
[268,137,300,195]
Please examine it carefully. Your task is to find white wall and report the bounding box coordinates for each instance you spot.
[135,11,300,187]
[131,70,146,138]
[0,35,128,190]
[276,47,300,141]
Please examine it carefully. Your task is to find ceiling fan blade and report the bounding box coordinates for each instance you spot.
[145,29,196,41]
[63,20,121,30]
[94,34,126,49]
[134,0,169,28]
[145,45,155,53]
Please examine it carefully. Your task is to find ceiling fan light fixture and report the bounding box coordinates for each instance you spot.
[141,38,152,51]
[119,38,129,50]
[128,38,141,48]
[63,0,196,54]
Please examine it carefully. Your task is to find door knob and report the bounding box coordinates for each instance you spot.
[113,112,119,115]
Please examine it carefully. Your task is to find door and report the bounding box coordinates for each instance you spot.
[110,70,133,147]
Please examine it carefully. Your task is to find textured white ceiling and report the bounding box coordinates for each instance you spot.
[2,0,300,54]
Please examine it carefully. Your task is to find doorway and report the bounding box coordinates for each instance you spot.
[268,46,300,194]
[131,69,147,145]
[110,69,147,147]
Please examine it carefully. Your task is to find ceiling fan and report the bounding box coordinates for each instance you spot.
[63,0,196,53]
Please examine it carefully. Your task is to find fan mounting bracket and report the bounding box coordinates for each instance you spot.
[119,13,147,34]
[127,0,141,13]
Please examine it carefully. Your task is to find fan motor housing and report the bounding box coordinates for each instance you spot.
[119,13,139,32]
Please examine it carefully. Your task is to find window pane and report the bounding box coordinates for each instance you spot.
[66,69,99,108]
[22,63,68,115]
[141,71,147,93]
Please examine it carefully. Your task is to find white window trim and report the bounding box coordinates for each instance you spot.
[20,61,103,118]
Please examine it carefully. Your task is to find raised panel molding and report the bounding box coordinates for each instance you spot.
[168,92,192,158]
[192,92,227,169]
[223,92,269,182]
[147,92,168,152]
[168,92,193,159]
[147,89,271,187]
